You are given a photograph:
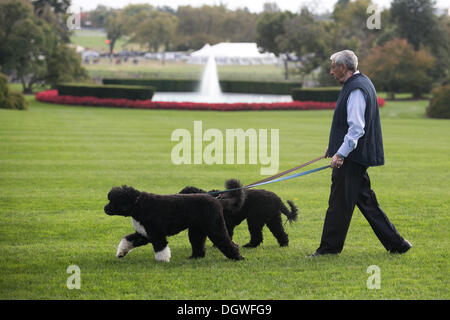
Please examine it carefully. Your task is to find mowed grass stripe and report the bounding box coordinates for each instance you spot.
[0,97,449,299]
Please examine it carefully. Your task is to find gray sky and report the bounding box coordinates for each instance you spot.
[69,0,449,14]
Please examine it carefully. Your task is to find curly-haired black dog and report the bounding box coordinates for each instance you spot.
[179,185,298,248]
[104,180,244,262]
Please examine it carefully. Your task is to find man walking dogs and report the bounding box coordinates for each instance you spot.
[310,50,412,257]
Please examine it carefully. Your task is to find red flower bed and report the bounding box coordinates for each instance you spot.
[36,89,385,111]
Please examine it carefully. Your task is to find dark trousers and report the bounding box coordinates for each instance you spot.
[317,160,406,254]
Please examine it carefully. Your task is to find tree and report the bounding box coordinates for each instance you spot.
[361,39,435,99]
[133,11,179,53]
[391,0,448,83]
[332,0,381,58]
[175,5,228,50]
[171,5,258,51]
[221,9,258,43]
[0,2,47,93]
[390,0,438,51]
[256,11,293,79]
[32,0,71,14]
[86,5,112,28]
[0,1,87,93]
[278,8,328,76]
[263,2,280,13]
[0,0,31,67]
[45,42,88,85]
[32,0,72,42]
[104,11,126,55]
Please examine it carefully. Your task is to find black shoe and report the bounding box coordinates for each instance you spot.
[307,250,338,258]
[390,240,412,254]
[307,251,321,258]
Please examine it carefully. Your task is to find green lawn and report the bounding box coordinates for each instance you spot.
[71,29,144,52]
[71,29,301,82]
[0,96,448,299]
[83,59,301,82]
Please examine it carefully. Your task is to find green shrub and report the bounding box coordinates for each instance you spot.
[220,80,301,94]
[56,83,155,100]
[103,78,198,92]
[291,87,341,102]
[426,85,450,119]
[0,73,28,110]
[7,91,28,110]
[0,74,8,103]
[102,78,302,94]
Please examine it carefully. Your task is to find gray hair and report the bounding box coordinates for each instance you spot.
[330,50,358,72]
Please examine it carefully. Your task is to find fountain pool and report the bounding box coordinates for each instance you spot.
[152,92,293,103]
[152,55,293,103]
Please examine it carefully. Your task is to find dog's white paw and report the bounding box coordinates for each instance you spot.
[154,245,171,262]
[116,238,134,258]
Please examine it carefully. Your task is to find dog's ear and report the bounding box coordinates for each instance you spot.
[108,186,123,200]
[108,185,140,202]
[121,185,137,193]
[120,185,140,200]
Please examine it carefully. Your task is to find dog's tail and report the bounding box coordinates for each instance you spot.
[219,179,245,213]
[280,200,298,223]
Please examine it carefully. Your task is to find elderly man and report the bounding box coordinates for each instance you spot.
[310,50,411,257]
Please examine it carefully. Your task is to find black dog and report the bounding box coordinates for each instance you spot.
[179,186,298,248]
[104,180,244,262]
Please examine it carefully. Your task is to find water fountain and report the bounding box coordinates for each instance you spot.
[152,55,293,103]
[198,55,223,100]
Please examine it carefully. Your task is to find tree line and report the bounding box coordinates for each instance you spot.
[0,0,448,97]
[89,0,449,97]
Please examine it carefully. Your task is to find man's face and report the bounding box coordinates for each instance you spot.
[330,60,347,84]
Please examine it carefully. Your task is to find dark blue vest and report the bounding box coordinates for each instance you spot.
[327,73,384,167]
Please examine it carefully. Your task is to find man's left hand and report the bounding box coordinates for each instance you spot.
[331,154,344,168]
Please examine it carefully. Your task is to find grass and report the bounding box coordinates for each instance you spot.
[0,96,449,299]
[71,29,144,52]
[83,59,301,82]
[71,29,302,82]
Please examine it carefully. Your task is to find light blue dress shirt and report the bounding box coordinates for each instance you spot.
[336,72,367,158]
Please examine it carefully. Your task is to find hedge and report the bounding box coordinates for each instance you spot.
[0,73,28,110]
[55,83,155,100]
[36,89,338,111]
[426,84,450,119]
[102,78,197,92]
[220,80,301,94]
[102,78,302,95]
[291,87,342,102]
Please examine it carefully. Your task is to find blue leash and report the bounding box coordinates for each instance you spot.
[208,165,331,196]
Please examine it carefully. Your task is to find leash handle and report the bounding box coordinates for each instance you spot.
[244,155,326,188]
